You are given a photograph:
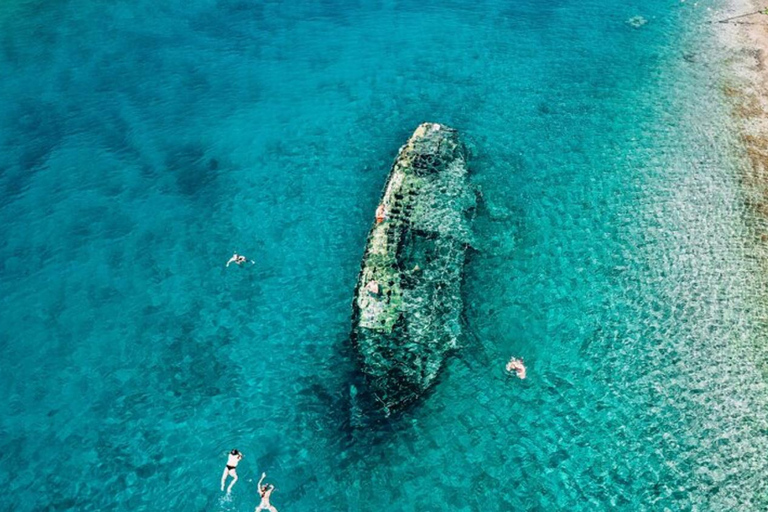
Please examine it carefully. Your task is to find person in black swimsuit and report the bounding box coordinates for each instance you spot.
[221,449,243,492]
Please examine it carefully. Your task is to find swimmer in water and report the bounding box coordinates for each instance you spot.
[254,472,278,512]
[226,253,254,267]
[221,449,243,492]
[506,357,526,379]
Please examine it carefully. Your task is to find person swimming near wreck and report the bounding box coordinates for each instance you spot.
[221,449,243,492]
[365,280,381,296]
[506,357,526,379]
[226,253,254,267]
[375,203,388,224]
[254,472,278,512]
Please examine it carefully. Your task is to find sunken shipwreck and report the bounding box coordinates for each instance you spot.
[351,122,476,413]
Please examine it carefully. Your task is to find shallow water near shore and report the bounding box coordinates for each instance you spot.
[3,0,768,510]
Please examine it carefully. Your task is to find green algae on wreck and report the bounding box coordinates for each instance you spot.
[351,122,476,412]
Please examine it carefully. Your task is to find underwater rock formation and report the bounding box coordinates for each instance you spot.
[351,122,475,413]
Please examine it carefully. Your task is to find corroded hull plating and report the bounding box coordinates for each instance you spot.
[351,123,475,412]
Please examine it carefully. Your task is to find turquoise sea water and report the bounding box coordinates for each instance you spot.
[3,0,768,510]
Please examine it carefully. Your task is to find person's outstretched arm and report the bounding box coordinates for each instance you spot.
[258,472,266,489]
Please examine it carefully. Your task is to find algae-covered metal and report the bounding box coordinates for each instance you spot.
[351,122,475,412]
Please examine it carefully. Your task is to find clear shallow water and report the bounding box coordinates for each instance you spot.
[3,0,768,510]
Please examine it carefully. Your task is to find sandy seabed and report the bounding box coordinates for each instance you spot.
[718,1,768,238]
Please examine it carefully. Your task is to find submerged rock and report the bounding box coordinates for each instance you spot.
[351,122,475,413]
[627,15,648,28]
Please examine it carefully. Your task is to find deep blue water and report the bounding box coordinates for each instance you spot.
[3,0,768,510]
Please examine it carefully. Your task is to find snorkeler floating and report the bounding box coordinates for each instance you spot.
[254,472,278,512]
[226,252,254,267]
[506,357,526,379]
[221,449,243,492]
